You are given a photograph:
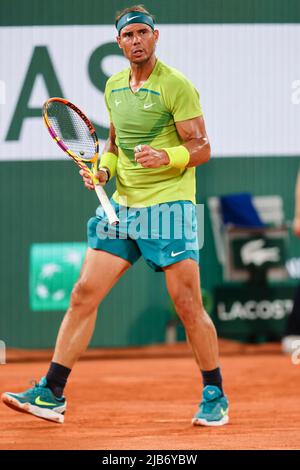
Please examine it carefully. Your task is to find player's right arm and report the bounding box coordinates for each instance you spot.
[102,122,118,156]
[80,123,118,190]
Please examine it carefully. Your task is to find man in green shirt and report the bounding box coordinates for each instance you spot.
[2,5,229,427]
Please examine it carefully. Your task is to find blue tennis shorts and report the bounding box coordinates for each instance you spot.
[87,199,199,272]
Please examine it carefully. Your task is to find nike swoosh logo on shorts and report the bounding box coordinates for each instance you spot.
[171,250,186,257]
[35,396,57,407]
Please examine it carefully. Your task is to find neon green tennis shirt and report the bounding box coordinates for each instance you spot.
[104,59,202,207]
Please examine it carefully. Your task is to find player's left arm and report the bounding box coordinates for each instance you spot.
[174,115,210,167]
[134,116,210,168]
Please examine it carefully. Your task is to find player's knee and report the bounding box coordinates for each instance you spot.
[172,288,204,327]
[69,279,98,314]
[172,291,198,318]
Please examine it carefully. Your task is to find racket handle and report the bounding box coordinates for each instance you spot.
[94,184,119,225]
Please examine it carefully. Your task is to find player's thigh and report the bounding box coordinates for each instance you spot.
[74,247,131,304]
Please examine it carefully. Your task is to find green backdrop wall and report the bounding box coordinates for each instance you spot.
[1,0,300,25]
[0,157,298,348]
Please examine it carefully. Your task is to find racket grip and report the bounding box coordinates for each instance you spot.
[94,184,119,225]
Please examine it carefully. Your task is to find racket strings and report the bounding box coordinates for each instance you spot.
[47,101,96,160]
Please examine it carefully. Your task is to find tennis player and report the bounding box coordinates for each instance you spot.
[2,5,229,426]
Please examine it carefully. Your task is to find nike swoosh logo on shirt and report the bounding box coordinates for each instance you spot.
[171,250,186,257]
[144,103,155,109]
[35,396,57,406]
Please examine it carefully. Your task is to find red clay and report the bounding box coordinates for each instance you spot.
[1,343,300,450]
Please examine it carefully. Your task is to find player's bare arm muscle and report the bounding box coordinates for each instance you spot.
[134,116,210,169]
[103,122,118,156]
[175,116,210,167]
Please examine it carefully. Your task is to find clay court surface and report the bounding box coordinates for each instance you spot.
[1,341,300,450]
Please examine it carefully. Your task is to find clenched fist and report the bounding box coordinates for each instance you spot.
[134,144,170,168]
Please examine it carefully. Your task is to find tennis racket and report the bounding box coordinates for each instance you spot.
[42,97,119,225]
